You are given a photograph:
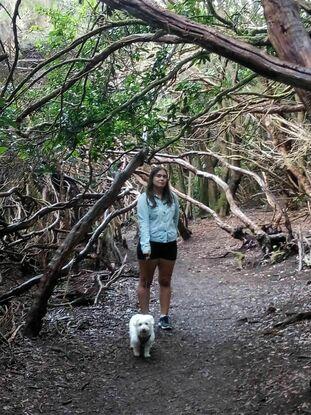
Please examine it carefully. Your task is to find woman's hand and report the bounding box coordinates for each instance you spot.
[144,252,151,260]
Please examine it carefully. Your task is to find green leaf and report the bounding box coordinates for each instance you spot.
[18,150,29,160]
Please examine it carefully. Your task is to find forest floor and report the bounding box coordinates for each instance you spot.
[1,210,311,415]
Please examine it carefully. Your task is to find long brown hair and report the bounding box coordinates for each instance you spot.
[146,166,174,208]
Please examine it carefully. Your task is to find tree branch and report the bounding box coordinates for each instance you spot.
[205,0,235,30]
[171,184,235,236]
[6,19,145,103]
[16,33,181,122]
[153,154,266,237]
[84,49,205,131]
[62,192,138,272]
[0,53,8,62]
[1,0,21,97]
[100,0,311,90]
[0,275,42,306]
[23,149,147,337]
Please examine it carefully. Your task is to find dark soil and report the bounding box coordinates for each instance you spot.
[1,215,311,415]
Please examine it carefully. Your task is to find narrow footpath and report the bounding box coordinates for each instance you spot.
[1,218,311,415]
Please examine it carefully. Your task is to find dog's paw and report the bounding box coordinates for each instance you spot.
[144,352,151,358]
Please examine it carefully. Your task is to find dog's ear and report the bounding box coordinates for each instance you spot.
[147,316,154,325]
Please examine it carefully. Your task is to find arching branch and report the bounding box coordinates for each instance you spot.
[6,19,145,103]
[83,49,206,131]
[23,149,147,337]
[153,154,267,237]
[100,0,311,91]
[0,193,104,237]
[170,185,235,236]
[62,191,139,272]
[175,150,292,237]
[15,33,181,122]
[0,191,139,306]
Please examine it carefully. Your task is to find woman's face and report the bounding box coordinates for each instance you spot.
[152,169,168,191]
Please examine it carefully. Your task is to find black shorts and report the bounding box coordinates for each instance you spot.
[137,240,177,261]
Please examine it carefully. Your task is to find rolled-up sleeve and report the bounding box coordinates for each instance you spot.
[137,193,151,254]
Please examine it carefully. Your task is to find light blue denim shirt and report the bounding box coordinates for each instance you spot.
[137,192,179,254]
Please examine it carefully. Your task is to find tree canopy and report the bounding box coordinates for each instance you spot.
[0,0,310,335]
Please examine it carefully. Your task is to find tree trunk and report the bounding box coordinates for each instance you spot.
[262,0,311,114]
[205,155,218,210]
[23,150,147,337]
[185,169,193,219]
[197,157,210,216]
[220,126,243,216]
[177,166,187,195]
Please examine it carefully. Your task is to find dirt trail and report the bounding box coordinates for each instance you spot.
[1,219,311,415]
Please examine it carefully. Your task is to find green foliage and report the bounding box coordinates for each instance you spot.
[0,113,17,128]
[0,0,299,209]
[35,6,80,51]
[167,0,214,25]
[270,248,289,264]
[5,2,167,160]
[175,79,206,115]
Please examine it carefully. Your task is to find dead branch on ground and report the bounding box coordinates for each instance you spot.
[94,254,128,305]
[273,311,311,329]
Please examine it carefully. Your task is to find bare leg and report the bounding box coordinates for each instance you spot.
[137,259,158,313]
[158,259,176,316]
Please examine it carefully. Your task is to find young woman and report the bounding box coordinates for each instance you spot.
[136,166,179,330]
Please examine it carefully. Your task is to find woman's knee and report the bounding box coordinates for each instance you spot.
[138,277,153,289]
[158,276,172,287]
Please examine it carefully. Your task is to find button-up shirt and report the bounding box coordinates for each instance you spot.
[137,192,179,254]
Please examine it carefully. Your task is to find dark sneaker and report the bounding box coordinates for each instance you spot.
[158,315,173,330]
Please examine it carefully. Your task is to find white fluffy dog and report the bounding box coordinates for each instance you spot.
[129,314,155,358]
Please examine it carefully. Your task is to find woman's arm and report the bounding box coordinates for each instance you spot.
[137,193,151,254]
[173,194,179,229]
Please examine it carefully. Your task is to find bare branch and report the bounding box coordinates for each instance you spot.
[0,275,42,306]
[205,0,235,30]
[1,0,21,97]
[0,193,106,237]
[24,149,147,337]
[153,154,266,237]
[0,53,8,62]
[94,255,128,305]
[171,184,235,236]
[62,192,138,272]
[0,187,19,197]
[175,149,292,236]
